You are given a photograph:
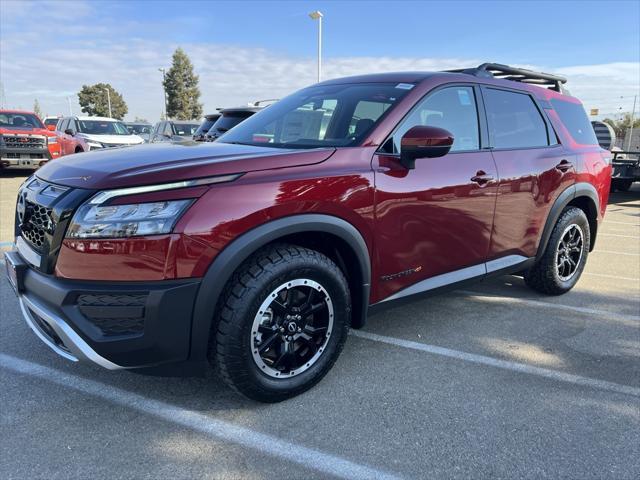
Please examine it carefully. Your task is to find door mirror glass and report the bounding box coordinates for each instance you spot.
[400,126,453,169]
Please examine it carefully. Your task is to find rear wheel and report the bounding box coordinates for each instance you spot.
[524,207,590,295]
[612,179,633,192]
[213,244,351,402]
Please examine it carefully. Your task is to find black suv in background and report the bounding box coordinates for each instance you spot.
[204,106,261,141]
[193,113,221,141]
[150,120,201,143]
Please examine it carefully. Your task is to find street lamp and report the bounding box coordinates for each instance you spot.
[308,10,323,83]
[103,88,112,118]
[158,68,168,119]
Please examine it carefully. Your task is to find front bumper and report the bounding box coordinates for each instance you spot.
[1,146,52,169]
[4,249,201,369]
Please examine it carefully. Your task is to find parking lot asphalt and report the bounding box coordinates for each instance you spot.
[1,172,638,480]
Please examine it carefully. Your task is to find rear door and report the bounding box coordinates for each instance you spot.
[373,85,498,301]
[481,87,575,260]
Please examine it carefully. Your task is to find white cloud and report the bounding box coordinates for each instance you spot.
[1,2,638,122]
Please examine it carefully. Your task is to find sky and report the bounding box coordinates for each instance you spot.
[1,0,639,123]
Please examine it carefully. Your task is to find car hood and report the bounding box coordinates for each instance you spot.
[36,141,335,189]
[79,133,143,145]
[0,127,55,137]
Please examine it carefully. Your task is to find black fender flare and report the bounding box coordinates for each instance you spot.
[536,182,599,261]
[189,214,372,362]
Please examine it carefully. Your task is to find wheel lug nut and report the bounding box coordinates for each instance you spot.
[297,327,302,332]
[280,327,285,333]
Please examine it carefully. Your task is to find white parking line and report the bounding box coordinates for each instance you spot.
[604,221,640,226]
[458,291,640,325]
[599,233,639,239]
[351,331,640,398]
[0,354,404,480]
[584,272,639,282]
[593,250,640,256]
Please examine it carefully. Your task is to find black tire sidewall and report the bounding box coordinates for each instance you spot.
[548,208,590,291]
[218,250,350,401]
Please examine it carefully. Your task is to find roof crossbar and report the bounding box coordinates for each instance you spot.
[447,62,568,93]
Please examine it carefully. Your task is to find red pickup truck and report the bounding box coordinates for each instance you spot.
[0,110,61,170]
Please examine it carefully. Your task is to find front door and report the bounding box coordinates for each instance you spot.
[373,85,498,302]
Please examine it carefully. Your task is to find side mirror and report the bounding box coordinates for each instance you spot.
[400,126,454,169]
[46,124,56,131]
[64,129,74,136]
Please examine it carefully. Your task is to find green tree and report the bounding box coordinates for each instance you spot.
[33,99,42,119]
[164,48,203,120]
[77,83,128,119]
[603,113,640,138]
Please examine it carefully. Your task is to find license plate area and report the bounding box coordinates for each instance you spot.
[4,250,27,294]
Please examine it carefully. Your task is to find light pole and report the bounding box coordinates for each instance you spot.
[158,68,168,119]
[66,96,73,115]
[103,88,112,118]
[627,95,637,151]
[308,10,323,83]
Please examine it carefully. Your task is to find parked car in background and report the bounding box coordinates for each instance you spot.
[125,122,153,143]
[5,63,611,402]
[150,120,201,143]
[56,116,144,152]
[193,113,221,141]
[43,116,61,132]
[0,110,61,170]
[205,106,261,141]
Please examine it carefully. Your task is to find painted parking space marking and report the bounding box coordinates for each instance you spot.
[351,331,640,398]
[0,354,404,480]
[458,291,640,325]
[583,272,639,282]
[599,233,640,239]
[593,250,640,257]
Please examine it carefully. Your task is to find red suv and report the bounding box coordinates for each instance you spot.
[1,110,62,170]
[5,64,611,402]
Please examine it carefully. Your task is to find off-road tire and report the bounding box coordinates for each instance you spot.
[524,207,590,295]
[212,244,351,402]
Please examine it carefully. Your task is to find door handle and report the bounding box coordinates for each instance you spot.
[555,160,573,172]
[471,170,494,185]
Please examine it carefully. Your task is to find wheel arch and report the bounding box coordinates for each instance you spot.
[536,182,599,261]
[189,214,372,362]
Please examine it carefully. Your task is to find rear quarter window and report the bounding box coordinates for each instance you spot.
[550,99,599,146]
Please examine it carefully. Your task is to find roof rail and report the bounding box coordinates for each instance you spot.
[447,62,568,93]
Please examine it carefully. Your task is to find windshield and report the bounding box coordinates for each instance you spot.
[207,112,254,138]
[174,123,200,136]
[44,118,59,127]
[194,117,219,136]
[77,120,131,135]
[126,124,152,134]
[0,113,44,129]
[218,83,411,148]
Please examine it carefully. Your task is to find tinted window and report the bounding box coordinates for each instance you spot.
[0,113,44,129]
[208,112,255,138]
[194,117,219,136]
[58,118,68,131]
[44,118,58,127]
[173,123,199,136]
[218,83,411,149]
[484,89,548,149]
[387,86,480,154]
[551,99,599,145]
[77,120,130,135]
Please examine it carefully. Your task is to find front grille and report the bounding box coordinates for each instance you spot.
[20,201,54,251]
[2,135,46,149]
[6,152,19,159]
[78,294,147,337]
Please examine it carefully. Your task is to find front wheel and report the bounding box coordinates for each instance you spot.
[524,207,590,295]
[213,244,351,402]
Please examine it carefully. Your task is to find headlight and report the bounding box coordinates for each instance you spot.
[87,141,104,150]
[47,137,57,144]
[66,200,192,239]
